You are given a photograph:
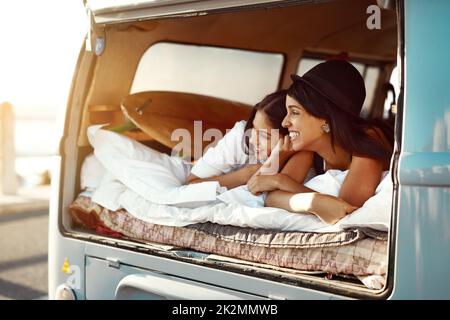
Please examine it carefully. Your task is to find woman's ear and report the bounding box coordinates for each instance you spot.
[321,122,330,133]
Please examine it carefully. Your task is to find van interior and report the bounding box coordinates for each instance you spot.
[62,0,400,298]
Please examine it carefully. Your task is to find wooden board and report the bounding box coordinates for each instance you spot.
[121,91,252,159]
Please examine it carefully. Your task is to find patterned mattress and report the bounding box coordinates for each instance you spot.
[69,195,388,289]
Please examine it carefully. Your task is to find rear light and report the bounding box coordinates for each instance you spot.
[55,284,77,300]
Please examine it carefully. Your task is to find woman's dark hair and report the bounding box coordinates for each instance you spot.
[287,81,394,162]
[243,90,289,154]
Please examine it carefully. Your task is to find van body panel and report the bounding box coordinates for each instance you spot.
[392,185,450,299]
[48,156,86,300]
[401,0,450,155]
[392,0,450,299]
[85,256,264,299]
[399,152,450,187]
[50,235,350,299]
[83,242,344,299]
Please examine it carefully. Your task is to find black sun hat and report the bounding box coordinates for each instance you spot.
[291,60,366,116]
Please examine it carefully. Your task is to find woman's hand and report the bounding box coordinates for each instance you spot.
[287,192,357,224]
[186,164,262,190]
[259,136,297,175]
[308,193,358,224]
[277,135,297,164]
[247,173,280,195]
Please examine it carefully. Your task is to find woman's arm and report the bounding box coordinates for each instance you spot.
[275,150,314,192]
[337,127,391,207]
[186,121,252,189]
[339,156,384,207]
[265,190,357,224]
[247,149,314,195]
[265,190,311,211]
[257,135,298,175]
[268,152,384,210]
[262,174,313,194]
[186,164,261,189]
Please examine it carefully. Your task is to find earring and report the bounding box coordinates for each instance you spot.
[322,123,330,133]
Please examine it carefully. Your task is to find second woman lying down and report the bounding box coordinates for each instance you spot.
[186,90,314,192]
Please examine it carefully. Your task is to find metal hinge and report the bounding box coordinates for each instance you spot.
[85,7,106,56]
[106,257,121,269]
[268,293,287,300]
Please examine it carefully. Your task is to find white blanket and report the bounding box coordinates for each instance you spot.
[304,170,392,231]
[87,125,224,209]
[83,125,392,232]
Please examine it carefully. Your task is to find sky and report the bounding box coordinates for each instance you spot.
[0,1,86,176]
[0,1,86,112]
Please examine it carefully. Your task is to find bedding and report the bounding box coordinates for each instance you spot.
[75,126,393,291]
[69,195,388,290]
[304,169,392,231]
[88,125,223,208]
[85,125,393,232]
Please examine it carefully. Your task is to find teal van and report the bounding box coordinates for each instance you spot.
[48,0,450,299]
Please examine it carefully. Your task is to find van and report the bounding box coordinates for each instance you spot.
[48,0,450,299]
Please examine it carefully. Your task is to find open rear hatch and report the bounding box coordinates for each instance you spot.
[58,0,400,299]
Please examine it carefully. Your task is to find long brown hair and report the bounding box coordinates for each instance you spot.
[287,80,394,161]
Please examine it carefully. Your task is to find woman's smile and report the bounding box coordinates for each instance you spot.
[289,131,300,141]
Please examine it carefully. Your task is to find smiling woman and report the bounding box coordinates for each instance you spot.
[265,60,394,224]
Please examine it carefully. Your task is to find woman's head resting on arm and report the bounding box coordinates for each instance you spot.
[243,90,289,162]
[282,60,393,163]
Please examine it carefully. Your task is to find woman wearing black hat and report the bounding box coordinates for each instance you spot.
[248,60,393,224]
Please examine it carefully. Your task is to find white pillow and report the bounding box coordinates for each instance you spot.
[306,170,392,232]
[87,125,220,207]
[80,153,107,191]
[338,173,393,231]
[217,185,265,207]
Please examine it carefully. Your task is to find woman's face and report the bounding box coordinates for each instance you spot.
[282,95,326,151]
[249,110,279,162]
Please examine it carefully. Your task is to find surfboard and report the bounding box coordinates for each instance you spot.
[121,91,252,159]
